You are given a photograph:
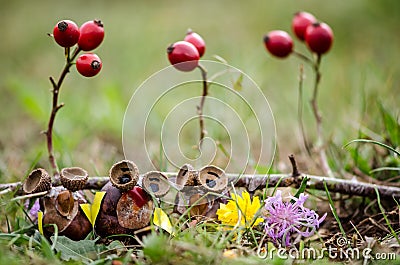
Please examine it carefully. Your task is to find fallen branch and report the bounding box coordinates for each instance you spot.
[2,172,400,199]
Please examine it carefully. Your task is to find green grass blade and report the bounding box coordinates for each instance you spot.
[323,180,346,238]
[375,187,400,245]
[343,139,400,156]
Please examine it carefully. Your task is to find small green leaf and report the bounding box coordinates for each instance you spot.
[51,236,97,264]
[379,103,400,146]
[233,73,244,91]
[40,235,56,260]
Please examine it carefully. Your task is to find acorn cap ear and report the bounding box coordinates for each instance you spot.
[142,171,170,197]
[23,168,51,193]
[109,160,139,191]
[176,164,196,188]
[198,165,227,192]
[60,167,88,191]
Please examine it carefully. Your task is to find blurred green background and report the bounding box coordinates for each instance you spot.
[0,0,398,181]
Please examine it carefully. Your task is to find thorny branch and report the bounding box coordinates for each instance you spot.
[293,51,334,178]
[45,47,81,177]
[197,64,208,148]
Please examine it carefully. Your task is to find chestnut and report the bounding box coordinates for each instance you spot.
[174,164,228,219]
[40,186,91,240]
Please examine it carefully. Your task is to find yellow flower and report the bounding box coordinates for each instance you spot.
[216,190,263,228]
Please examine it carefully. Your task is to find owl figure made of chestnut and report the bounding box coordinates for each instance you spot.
[23,167,92,241]
[173,164,229,220]
[95,160,170,239]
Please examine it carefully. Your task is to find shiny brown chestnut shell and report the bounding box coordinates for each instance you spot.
[23,168,51,194]
[60,167,88,192]
[40,186,91,241]
[116,192,153,230]
[109,160,139,191]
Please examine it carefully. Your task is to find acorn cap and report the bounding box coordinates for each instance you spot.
[23,168,51,193]
[109,160,139,191]
[176,164,198,188]
[198,165,227,193]
[142,171,170,197]
[60,167,88,191]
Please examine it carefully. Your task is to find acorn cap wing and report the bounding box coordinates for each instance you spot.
[142,171,170,197]
[198,165,227,193]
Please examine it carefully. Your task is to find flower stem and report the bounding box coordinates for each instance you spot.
[45,47,81,177]
[197,64,208,148]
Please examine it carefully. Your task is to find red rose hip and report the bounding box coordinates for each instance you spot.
[263,30,293,58]
[305,22,334,54]
[184,29,206,57]
[78,20,104,51]
[167,41,200,72]
[292,11,316,41]
[53,20,80,48]
[76,53,102,77]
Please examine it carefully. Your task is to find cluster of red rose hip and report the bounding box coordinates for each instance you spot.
[52,19,104,77]
[167,30,206,72]
[165,12,333,73]
[263,11,334,57]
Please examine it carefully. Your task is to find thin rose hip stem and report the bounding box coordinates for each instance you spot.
[45,47,81,177]
[310,54,333,177]
[197,63,208,148]
[294,51,333,177]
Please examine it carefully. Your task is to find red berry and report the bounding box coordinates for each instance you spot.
[305,22,334,54]
[53,20,80,48]
[184,29,206,57]
[263,30,293,58]
[292,11,316,41]
[76,53,102,77]
[167,41,200,72]
[127,186,149,208]
[78,20,104,51]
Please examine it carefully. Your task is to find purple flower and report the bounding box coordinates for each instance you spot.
[24,198,40,223]
[263,190,326,247]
